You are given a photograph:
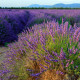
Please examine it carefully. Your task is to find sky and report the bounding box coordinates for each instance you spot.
[0,0,80,7]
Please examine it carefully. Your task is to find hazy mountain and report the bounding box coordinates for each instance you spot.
[27,4,51,8]
[52,3,80,8]
[27,3,80,8]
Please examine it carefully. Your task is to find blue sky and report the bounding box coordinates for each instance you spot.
[0,0,80,7]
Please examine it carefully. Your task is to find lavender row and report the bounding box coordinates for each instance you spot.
[0,9,30,45]
[1,19,79,80]
[0,9,80,46]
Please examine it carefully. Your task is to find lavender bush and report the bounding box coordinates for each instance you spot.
[0,9,29,45]
[1,18,80,80]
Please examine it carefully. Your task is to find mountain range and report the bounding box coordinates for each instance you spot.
[27,3,80,8]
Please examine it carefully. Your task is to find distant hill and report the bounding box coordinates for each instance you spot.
[27,3,80,8]
[27,4,51,8]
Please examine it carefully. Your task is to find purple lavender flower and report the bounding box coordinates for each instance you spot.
[66,59,70,62]
[69,25,72,31]
[71,60,74,64]
[69,37,72,45]
[24,38,36,50]
[45,61,51,65]
[73,48,78,54]
[61,62,64,69]
[39,29,46,45]
[78,56,80,58]
[73,27,80,42]
[63,22,68,34]
[49,29,54,38]
[52,51,58,57]
[78,42,80,48]
[74,66,78,69]
[42,46,49,54]
[68,49,73,54]
[76,32,80,42]
[45,55,50,60]
[26,69,34,72]
[56,71,59,74]
[66,62,69,67]
[76,66,78,68]
[39,64,48,69]
[49,59,58,62]
[48,54,54,59]
[59,48,66,60]
[60,71,64,75]
[30,73,41,76]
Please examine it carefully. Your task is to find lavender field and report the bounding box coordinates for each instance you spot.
[0,9,80,80]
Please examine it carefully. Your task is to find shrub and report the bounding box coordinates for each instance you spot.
[1,20,80,80]
[0,11,29,45]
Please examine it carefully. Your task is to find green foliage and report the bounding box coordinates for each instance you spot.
[57,16,75,28]
[66,17,75,26]
[29,18,49,27]
[1,7,80,9]
[12,58,29,80]
[4,42,9,47]
[58,17,63,25]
